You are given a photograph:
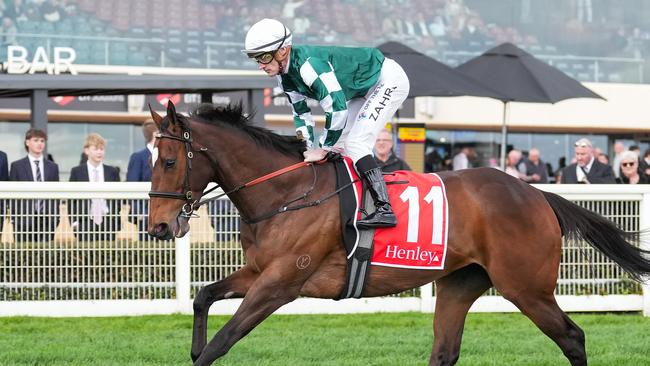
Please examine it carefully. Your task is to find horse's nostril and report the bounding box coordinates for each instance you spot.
[149,223,169,238]
[155,223,168,234]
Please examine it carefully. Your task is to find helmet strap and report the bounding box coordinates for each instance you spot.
[276,26,289,73]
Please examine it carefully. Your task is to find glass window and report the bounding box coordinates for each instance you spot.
[0,121,31,164]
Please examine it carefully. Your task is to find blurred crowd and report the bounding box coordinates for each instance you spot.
[423,138,649,185]
[1,0,78,45]
[2,0,650,74]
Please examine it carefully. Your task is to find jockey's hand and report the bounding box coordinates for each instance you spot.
[303,148,329,162]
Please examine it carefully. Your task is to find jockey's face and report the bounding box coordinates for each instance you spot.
[257,57,282,76]
[254,47,290,77]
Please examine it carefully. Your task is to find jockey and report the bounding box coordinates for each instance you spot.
[243,18,410,229]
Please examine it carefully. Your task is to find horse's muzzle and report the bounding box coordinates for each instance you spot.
[148,222,174,240]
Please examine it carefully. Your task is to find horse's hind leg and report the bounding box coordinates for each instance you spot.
[430,264,492,366]
[191,265,258,362]
[509,294,586,366]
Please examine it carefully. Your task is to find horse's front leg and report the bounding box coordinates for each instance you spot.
[191,265,259,362]
[193,266,301,366]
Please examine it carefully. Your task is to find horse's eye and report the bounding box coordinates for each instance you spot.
[165,159,176,169]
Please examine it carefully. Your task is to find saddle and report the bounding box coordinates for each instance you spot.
[332,156,449,299]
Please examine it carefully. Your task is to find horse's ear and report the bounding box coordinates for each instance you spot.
[166,101,177,125]
[148,104,163,128]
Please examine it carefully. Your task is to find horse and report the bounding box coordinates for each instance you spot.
[147,101,650,366]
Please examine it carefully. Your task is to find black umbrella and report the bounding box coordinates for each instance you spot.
[456,42,605,168]
[378,42,504,99]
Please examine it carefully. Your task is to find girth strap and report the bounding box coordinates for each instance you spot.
[343,188,376,299]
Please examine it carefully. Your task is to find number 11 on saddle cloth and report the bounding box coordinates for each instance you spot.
[342,157,449,270]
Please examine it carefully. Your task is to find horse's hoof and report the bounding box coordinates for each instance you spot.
[191,351,200,363]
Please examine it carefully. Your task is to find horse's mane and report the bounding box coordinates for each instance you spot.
[186,103,306,159]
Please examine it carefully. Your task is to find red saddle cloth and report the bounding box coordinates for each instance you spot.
[343,157,449,270]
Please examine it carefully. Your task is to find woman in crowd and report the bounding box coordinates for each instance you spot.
[617,150,649,184]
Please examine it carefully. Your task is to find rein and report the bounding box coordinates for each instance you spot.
[149,122,357,224]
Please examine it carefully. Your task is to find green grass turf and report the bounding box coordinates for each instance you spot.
[1,312,649,365]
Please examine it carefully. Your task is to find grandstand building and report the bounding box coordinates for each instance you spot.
[1,0,649,179]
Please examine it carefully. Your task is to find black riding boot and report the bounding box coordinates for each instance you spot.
[356,155,397,229]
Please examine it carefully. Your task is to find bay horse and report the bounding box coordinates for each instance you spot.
[147,101,650,366]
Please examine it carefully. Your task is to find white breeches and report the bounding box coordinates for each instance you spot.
[333,58,410,163]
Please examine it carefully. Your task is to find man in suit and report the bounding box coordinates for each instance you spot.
[9,128,60,242]
[561,138,616,184]
[127,119,158,182]
[70,133,120,240]
[0,150,7,181]
[126,119,158,239]
[0,150,7,232]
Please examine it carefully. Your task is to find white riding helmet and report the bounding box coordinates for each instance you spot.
[242,18,293,55]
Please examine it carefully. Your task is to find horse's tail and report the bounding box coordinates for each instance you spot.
[541,190,650,281]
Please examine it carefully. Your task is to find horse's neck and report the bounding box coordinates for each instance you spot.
[193,121,307,220]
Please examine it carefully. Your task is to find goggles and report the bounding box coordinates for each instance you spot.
[248,51,276,64]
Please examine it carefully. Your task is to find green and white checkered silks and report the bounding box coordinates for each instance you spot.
[284,90,315,148]
[285,57,348,148]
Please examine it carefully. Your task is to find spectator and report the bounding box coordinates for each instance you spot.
[127,119,158,182]
[282,0,304,19]
[0,17,17,46]
[629,144,641,157]
[0,150,7,181]
[10,129,59,182]
[520,147,548,183]
[424,148,444,173]
[3,0,27,20]
[612,142,625,179]
[40,0,62,22]
[373,128,411,173]
[452,147,475,170]
[69,133,120,239]
[9,128,60,242]
[429,14,447,38]
[127,119,159,238]
[617,150,649,184]
[560,138,615,184]
[0,149,7,233]
[554,156,566,181]
[639,148,650,177]
[292,7,310,36]
[444,0,470,33]
[505,149,524,179]
[597,152,609,165]
[593,146,603,157]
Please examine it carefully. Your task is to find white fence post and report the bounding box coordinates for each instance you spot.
[420,283,433,312]
[175,233,192,314]
[641,192,650,317]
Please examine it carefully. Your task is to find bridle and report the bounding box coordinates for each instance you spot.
[148,116,355,223]
[148,124,204,217]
